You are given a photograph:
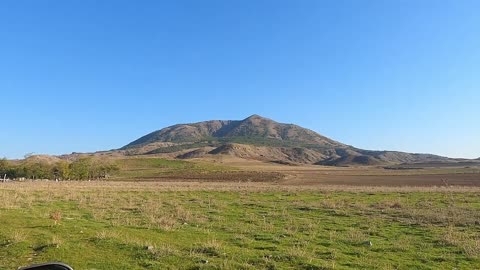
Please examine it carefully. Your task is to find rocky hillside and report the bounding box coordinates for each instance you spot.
[123,115,342,149]
[121,115,454,166]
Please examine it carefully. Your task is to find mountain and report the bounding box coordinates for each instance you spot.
[124,115,342,148]
[121,115,453,166]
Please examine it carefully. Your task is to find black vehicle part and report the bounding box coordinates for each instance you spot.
[18,262,73,270]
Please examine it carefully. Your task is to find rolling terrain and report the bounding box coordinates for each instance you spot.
[1,116,479,269]
[119,115,470,167]
[10,115,474,187]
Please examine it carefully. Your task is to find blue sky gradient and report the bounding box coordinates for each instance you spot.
[1,0,479,159]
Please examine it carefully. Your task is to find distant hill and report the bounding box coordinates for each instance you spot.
[124,115,342,149]
[121,115,456,166]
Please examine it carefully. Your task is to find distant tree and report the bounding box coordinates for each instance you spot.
[23,161,53,180]
[69,157,91,180]
[7,166,21,179]
[97,162,119,179]
[53,161,71,180]
[0,157,120,181]
[85,158,119,179]
[0,158,8,181]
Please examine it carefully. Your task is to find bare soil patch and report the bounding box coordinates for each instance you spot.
[280,173,480,187]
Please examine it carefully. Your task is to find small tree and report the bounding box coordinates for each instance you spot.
[90,159,119,179]
[23,160,53,180]
[69,157,91,180]
[53,161,71,180]
[0,158,8,181]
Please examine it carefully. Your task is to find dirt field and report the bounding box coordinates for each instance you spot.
[280,173,480,186]
[189,157,480,187]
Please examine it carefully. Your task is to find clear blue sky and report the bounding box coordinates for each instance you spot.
[1,0,479,159]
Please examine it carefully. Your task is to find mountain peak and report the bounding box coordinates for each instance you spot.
[243,114,270,121]
[123,115,340,149]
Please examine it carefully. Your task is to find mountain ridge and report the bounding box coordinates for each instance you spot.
[123,115,343,149]
[121,115,459,166]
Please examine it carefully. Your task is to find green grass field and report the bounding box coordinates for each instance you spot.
[112,158,283,182]
[114,158,235,178]
[0,183,479,269]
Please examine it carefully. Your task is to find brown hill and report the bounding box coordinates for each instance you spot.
[124,115,342,148]
[121,115,455,166]
[204,143,326,164]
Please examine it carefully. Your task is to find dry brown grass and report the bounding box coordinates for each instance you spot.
[10,230,28,243]
[442,226,480,258]
[49,211,62,225]
[1,180,480,193]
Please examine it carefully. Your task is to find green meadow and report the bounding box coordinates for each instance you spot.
[0,183,479,269]
[113,158,235,179]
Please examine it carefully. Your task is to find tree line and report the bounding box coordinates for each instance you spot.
[0,157,119,181]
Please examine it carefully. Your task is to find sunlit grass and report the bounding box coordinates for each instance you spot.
[0,182,478,269]
[113,157,236,179]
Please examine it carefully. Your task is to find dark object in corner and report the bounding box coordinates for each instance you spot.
[18,262,73,270]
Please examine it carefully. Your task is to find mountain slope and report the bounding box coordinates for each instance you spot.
[123,115,343,149]
[121,115,453,166]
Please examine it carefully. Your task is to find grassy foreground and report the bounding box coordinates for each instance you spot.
[0,183,479,269]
